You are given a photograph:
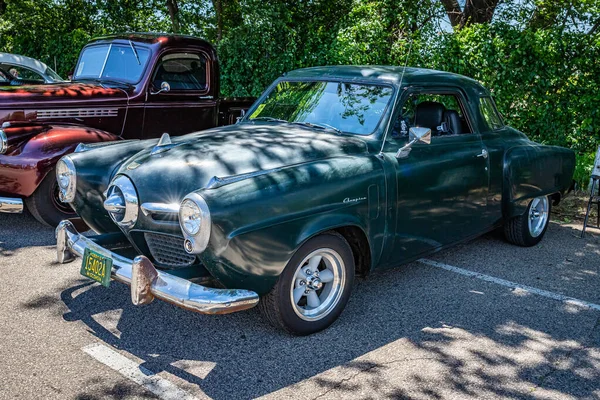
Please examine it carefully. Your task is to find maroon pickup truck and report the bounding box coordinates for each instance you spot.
[0,33,254,226]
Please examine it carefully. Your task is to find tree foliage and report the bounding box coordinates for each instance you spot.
[0,0,598,186]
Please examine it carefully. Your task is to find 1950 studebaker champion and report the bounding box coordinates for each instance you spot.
[56,66,575,335]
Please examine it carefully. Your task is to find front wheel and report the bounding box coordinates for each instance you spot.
[25,169,77,227]
[259,232,355,335]
[504,195,551,247]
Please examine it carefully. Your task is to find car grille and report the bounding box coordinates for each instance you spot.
[144,233,196,268]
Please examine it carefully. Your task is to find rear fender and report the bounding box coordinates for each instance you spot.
[502,144,575,218]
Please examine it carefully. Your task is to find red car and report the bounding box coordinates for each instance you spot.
[0,33,254,226]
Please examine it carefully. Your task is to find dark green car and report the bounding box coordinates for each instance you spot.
[56,66,575,335]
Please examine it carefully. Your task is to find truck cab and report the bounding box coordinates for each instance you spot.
[0,33,255,226]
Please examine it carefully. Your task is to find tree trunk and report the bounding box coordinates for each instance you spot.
[440,0,462,27]
[440,0,500,29]
[213,0,223,41]
[166,0,180,33]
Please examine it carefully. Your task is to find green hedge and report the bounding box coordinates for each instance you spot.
[1,1,598,187]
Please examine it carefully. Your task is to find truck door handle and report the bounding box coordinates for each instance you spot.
[477,149,488,159]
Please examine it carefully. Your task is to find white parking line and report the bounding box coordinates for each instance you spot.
[83,343,199,400]
[419,258,600,312]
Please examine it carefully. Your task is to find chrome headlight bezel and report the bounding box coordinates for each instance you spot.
[179,192,211,254]
[0,129,7,154]
[56,156,76,203]
[104,175,139,229]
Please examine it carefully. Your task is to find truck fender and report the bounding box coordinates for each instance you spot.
[0,123,120,197]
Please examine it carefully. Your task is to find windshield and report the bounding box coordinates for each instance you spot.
[44,66,64,81]
[248,81,393,135]
[74,44,150,83]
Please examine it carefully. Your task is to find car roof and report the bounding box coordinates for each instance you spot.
[284,66,487,93]
[88,32,215,49]
[0,52,51,75]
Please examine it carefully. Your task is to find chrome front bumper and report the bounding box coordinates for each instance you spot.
[0,197,23,213]
[55,220,259,314]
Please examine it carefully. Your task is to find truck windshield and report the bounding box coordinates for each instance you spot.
[248,81,393,135]
[74,44,150,84]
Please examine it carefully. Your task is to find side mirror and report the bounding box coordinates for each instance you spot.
[151,81,171,95]
[396,127,431,159]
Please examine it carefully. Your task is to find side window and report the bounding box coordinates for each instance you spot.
[393,92,472,138]
[479,96,503,131]
[152,52,207,91]
[0,68,9,82]
[3,65,44,82]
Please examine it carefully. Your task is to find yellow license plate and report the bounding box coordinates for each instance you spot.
[80,248,112,287]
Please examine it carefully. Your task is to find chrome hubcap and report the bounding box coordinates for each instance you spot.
[528,196,549,237]
[290,248,345,321]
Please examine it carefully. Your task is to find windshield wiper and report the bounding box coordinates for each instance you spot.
[129,40,141,65]
[251,117,289,123]
[292,121,342,134]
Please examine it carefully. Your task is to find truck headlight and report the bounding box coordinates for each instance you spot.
[0,129,7,154]
[179,193,211,254]
[56,156,76,202]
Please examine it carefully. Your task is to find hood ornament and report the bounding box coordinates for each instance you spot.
[150,133,179,155]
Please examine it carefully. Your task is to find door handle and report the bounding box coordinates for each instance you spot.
[477,149,488,159]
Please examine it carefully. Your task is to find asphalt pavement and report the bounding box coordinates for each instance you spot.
[1,211,599,399]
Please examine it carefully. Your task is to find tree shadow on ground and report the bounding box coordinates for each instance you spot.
[55,222,600,400]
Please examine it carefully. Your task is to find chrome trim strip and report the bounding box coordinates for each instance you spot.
[0,197,23,213]
[206,167,281,189]
[37,108,119,119]
[56,220,259,314]
[0,129,7,154]
[99,43,113,79]
[141,202,179,216]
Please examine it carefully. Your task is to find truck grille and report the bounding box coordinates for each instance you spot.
[144,233,196,268]
[37,108,118,119]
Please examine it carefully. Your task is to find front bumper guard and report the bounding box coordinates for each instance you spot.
[55,220,259,314]
[0,197,23,213]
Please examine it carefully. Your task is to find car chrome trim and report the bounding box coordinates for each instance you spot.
[0,197,23,213]
[55,220,259,314]
[36,108,119,119]
[149,133,185,155]
[206,167,281,189]
[105,175,138,229]
[0,129,7,154]
[56,156,77,203]
[141,202,180,216]
[179,192,211,254]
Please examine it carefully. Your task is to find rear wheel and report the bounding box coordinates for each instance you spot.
[25,169,76,227]
[504,195,551,247]
[259,232,355,335]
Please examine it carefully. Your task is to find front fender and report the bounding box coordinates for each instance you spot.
[197,156,386,295]
[0,123,119,197]
[503,144,575,218]
[68,139,154,234]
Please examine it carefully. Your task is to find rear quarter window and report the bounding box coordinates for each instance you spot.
[479,96,503,131]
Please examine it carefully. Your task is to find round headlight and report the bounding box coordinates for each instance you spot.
[55,157,76,202]
[0,129,7,155]
[56,160,71,189]
[179,193,211,254]
[180,199,202,235]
